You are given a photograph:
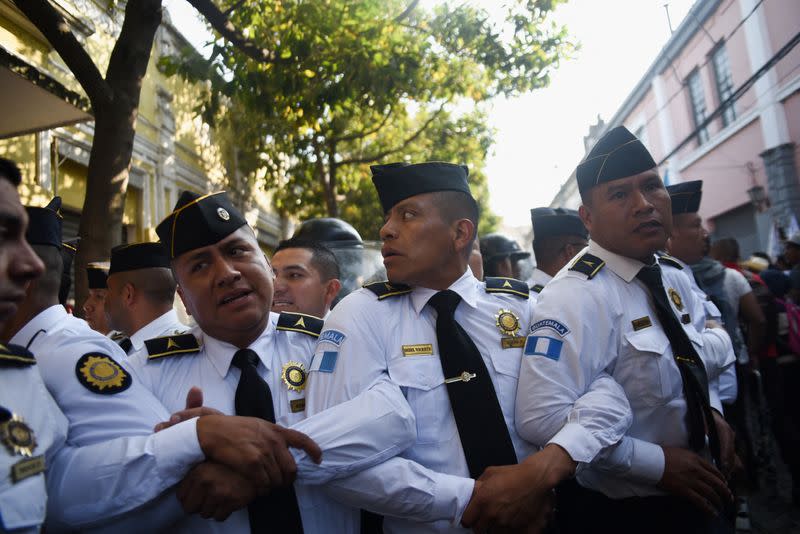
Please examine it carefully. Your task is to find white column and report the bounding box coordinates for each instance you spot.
[651,74,682,183]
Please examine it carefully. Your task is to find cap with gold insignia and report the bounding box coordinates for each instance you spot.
[666,180,702,214]
[530,207,587,243]
[370,162,472,213]
[576,126,657,197]
[276,312,323,338]
[25,197,62,249]
[155,191,247,259]
[86,262,109,289]
[109,242,170,275]
[145,333,201,360]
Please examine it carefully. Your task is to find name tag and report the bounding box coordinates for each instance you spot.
[290,398,306,413]
[12,455,45,483]
[631,316,652,331]
[501,337,526,349]
[402,344,433,356]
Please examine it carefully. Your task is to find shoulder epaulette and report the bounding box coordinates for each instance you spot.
[145,333,201,360]
[0,343,36,367]
[363,281,413,300]
[484,277,529,299]
[277,312,323,338]
[531,284,544,293]
[568,253,605,279]
[657,252,684,270]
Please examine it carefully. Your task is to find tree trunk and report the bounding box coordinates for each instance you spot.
[325,142,339,217]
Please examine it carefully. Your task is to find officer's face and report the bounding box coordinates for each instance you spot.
[668,213,706,265]
[104,275,128,333]
[271,247,335,318]
[173,226,274,347]
[83,288,111,334]
[580,169,672,263]
[0,180,44,333]
[379,193,466,288]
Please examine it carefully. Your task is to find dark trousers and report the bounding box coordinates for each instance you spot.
[555,479,733,534]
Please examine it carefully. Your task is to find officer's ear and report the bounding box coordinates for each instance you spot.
[452,218,475,257]
[175,285,192,317]
[123,282,136,305]
[579,204,593,236]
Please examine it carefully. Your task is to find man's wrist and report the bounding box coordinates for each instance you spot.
[537,444,577,487]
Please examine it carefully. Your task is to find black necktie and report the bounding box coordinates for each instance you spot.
[232,349,304,533]
[118,338,132,354]
[427,290,518,479]
[636,264,720,463]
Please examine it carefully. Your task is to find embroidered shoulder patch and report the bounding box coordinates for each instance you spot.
[484,277,529,299]
[568,253,605,279]
[75,353,132,394]
[531,284,544,294]
[0,344,36,367]
[277,312,323,337]
[319,329,346,346]
[657,253,683,270]
[530,319,570,337]
[145,333,201,361]
[363,281,412,300]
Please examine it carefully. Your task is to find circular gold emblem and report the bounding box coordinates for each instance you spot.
[76,353,132,394]
[282,361,306,392]
[495,309,521,337]
[668,288,684,311]
[217,207,230,221]
[1,414,37,457]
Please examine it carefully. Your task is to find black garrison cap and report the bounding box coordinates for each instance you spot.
[576,126,657,196]
[531,207,588,242]
[109,242,170,275]
[25,197,62,249]
[86,262,109,289]
[156,191,247,259]
[370,162,472,212]
[666,180,703,214]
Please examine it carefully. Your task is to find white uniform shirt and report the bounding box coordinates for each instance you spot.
[0,352,67,533]
[126,312,362,534]
[305,269,545,533]
[9,305,203,531]
[527,268,553,303]
[516,241,725,499]
[126,309,187,359]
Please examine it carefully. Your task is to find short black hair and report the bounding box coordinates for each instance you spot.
[31,244,63,300]
[533,234,585,265]
[274,238,340,281]
[0,158,22,186]
[431,190,480,243]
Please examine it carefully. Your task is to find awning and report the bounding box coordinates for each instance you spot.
[0,46,92,139]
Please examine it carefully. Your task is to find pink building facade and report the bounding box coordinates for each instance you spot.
[551,0,800,257]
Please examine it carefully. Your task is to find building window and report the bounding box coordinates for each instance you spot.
[687,69,709,145]
[711,43,736,127]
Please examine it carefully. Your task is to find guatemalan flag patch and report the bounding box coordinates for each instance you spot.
[524,335,563,361]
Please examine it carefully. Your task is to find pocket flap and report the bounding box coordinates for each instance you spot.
[624,328,670,355]
[388,356,444,391]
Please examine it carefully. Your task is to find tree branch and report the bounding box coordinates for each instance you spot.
[223,0,247,17]
[185,0,276,63]
[13,0,111,106]
[332,105,394,143]
[393,0,419,23]
[338,103,447,166]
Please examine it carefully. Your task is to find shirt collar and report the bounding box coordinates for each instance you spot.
[10,305,67,348]
[529,268,553,286]
[205,314,276,379]
[587,240,651,283]
[409,268,479,316]
[129,309,182,352]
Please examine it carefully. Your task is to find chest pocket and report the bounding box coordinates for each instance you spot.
[620,328,676,407]
[387,356,457,444]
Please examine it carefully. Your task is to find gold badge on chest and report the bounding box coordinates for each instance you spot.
[1,414,37,457]
[282,361,307,392]
[668,288,684,311]
[495,309,521,337]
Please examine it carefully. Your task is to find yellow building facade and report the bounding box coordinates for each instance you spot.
[0,0,283,252]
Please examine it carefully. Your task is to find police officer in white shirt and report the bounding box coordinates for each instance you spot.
[127,190,416,533]
[514,127,735,533]
[303,162,631,533]
[3,195,321,532]
[527,208,588,300]
[665,181,738,408]
[105,241,187,356]
[0,158,67,534]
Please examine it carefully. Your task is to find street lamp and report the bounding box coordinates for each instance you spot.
[747,184,769,212]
